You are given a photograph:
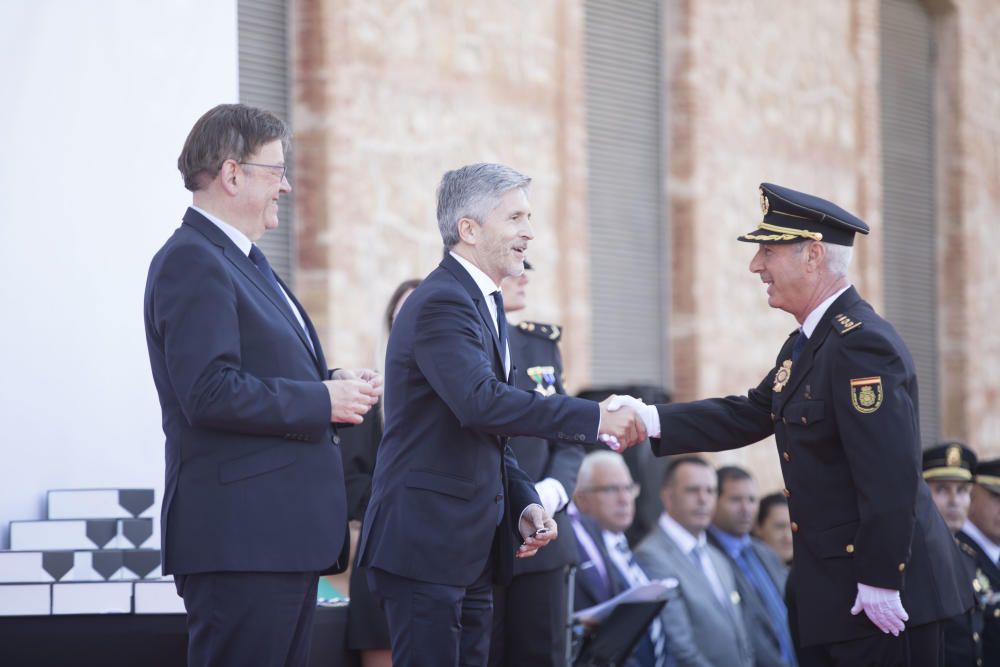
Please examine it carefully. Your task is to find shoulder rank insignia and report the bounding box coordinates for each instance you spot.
[526,366,558,396]
[850,376,883,413]
[773,360,793,393]
[832,313,863,335]
[517,320,562,342]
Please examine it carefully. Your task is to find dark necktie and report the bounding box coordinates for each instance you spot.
[736,544,798,667]
[249,245,313,353]
[791,330,808,363]
[491,290,510,376]
[249,244,286,301]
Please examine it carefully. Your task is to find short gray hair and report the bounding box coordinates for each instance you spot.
[436,163,531,249]
[577,450,631,490]
[792,240,853,278]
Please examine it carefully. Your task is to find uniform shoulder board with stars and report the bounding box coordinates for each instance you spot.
[957,540,978,559]
[832,313,863,336]
[517,320,562,342]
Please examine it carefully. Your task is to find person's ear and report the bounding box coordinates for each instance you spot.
[219,159,240,195]
[457,217,479,245]
[807,241,824,271]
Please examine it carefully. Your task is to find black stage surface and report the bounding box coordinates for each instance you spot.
[0,604,357,666]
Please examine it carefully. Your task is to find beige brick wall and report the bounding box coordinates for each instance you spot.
[290,0,1000,489]
[292,0,591,379]
[939,0,1000,458]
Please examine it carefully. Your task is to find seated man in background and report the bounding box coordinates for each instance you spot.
[958,457,1000,667]
[708,466,795,667]
[634,456,753,667]
[922,442,989,666]
[570,450,666,667]
[754,492,793,566]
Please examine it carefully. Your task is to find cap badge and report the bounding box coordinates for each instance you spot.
[773,360,793,393]
[759,188,770,215]
[946,445,961,468]
[850,376,883,413]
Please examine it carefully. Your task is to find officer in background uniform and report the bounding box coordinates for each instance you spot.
[488,260,583,667]
[613,183,972,666]
[958,459,1000,667]
[922,442,987,666]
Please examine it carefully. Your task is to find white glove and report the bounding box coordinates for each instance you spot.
[850,582,908,635]
[606,394,661,438]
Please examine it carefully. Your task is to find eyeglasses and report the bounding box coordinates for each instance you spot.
[582,483,640,498]
[239,161,287,181]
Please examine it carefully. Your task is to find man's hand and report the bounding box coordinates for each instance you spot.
[331,367,384,394]
[597,396,648,451]
[607,394,660,437]
[323,378,380,424]
[517,504,558,559]
[850,583,908,635]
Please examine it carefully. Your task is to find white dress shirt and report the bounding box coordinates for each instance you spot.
[962,519,1000,564]
[449,251,510,377]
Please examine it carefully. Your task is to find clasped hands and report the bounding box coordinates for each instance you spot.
[597,394,660,451]
[324,368,383,424]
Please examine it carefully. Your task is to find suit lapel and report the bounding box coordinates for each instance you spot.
[440,255,508,382]
[660,529,729,615]
[183,209,319,365]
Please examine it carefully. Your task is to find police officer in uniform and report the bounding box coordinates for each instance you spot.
[958,459,1000,666]
[488,260,583,667]
[611,183,972,666]
[922,442,987,666]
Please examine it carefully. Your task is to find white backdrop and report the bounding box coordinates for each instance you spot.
[0,1,239,547]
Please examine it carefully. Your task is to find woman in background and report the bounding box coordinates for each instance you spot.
[342,278,420,667]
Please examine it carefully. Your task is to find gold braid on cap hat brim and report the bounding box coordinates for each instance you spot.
[923,467,973,481]
[742,221,824,242]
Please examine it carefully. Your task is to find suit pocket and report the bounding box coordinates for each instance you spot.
[219,447,297,484]
[782,399,825,426]
[406,469,476,500]
[806,520,859,559]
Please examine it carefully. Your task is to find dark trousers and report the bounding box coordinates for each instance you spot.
[488,567,569,667]
[367,561,494,667]
[796,622,942,667]
[175,571,319,667]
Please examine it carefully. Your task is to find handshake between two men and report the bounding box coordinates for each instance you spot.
[597,394,661,450]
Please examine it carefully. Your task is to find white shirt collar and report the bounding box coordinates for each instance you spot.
[658,512,707,555]
[962,519,1000,564]
[192,205,252,256]
[449,251,501,299]
[801,284,851,338]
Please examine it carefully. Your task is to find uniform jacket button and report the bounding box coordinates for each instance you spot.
[800,416,807,424]
[845,544,855,554]
[783,488,791,498]
[783,451,791,462]
[898,562,906,572]
[791,522,799,533]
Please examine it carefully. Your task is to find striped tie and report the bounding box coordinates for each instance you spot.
[615,537,667,667]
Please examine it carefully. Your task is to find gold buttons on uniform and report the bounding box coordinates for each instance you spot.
[791,522,799,533]
[783,488,791,498]
[801,416,807,424]
[783,451,790,462]
[898,562,906,572]
[973,632,980,642]
[994,608,1000,618]
[845,544,855,554]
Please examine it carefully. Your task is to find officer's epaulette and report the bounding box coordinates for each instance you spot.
[517,320,562,342]
[957,539,978,559]
[831,313,864,336]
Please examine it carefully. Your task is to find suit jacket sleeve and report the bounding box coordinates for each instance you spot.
[651,370,776,457]
[148,242,331,440]
[504,443,542,538]
[412,290,598,441]
[831,328,919,589]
